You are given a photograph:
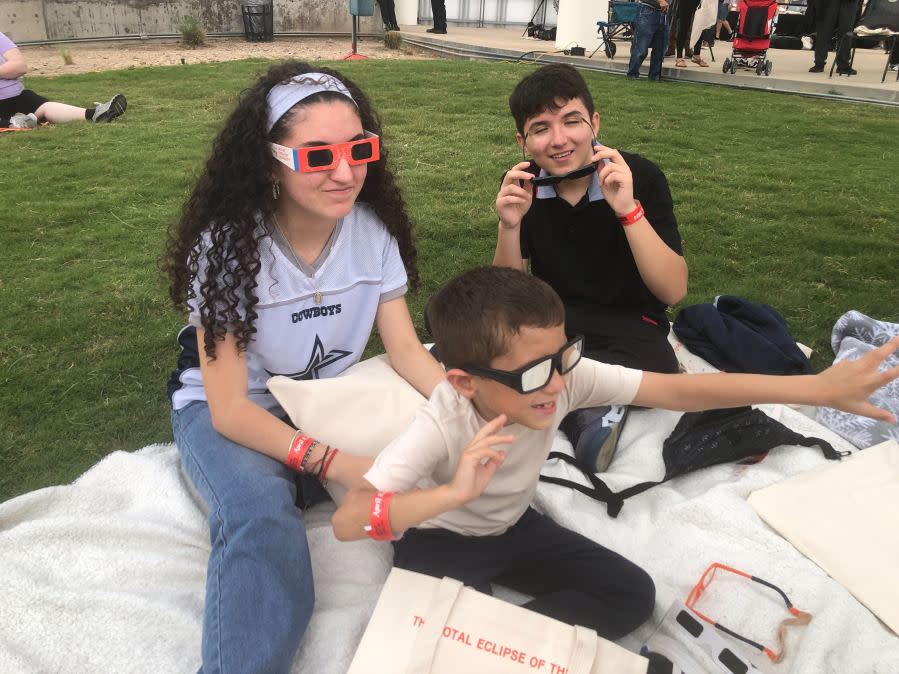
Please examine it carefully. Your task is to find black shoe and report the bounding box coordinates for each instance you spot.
[836,66,857,75]
[91,93,127,122]
[426,27,447,34]
[808,64,825,73]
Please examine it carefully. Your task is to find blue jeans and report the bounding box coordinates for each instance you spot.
[172,401,314,674]
[627,5,671,80]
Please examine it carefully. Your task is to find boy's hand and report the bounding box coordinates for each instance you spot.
[448,414,514,505]
[816,335,899,423]
[592,146,637,218]
[496,162,535,230]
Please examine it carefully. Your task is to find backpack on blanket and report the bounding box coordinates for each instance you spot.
[540,407,847,517]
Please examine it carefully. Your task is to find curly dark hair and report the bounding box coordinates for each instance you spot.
[163,61,419,359]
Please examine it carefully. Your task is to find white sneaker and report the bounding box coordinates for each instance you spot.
[9,112,38,129]
[91,94,127,122]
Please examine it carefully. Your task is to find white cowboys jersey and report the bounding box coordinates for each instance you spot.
[168,203,408,413]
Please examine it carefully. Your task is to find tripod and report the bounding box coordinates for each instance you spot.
[522,0,550,37]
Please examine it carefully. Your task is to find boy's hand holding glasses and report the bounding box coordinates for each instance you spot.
[592,145,639,219]
[496,162,535,231]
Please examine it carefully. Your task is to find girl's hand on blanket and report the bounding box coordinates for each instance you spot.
[817,335,899,423]
[449,414,514,505]
[496,162,535,230]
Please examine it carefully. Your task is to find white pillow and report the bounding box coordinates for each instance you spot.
[267,354,427,503]
[748,440,899,636]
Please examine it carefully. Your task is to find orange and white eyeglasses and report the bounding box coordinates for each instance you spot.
[686,562,812,664]
[270,131,380,173]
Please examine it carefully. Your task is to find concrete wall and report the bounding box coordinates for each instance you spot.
[1,0,386,43]
[2,0,47,40]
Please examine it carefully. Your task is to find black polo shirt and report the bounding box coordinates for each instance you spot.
[518,151,682,340]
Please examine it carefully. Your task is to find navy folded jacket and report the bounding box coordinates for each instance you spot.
[673,295,815,375]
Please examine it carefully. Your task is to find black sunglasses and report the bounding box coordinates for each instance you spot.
[463,336,584,394]
[531,163,597,187]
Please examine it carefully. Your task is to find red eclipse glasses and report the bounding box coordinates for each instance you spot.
[270,131,380,173]
[686,562,812,663]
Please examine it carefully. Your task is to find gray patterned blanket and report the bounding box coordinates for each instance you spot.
[816,310,899,448]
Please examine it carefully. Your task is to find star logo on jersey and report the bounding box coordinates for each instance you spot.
[266,335,351,381]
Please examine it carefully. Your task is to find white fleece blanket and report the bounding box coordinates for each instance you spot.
[1,409,898,673]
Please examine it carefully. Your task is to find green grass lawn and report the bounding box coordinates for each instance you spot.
[2,59,897,502]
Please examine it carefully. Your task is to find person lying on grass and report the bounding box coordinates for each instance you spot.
[332,266,899,640]
[0,31,126,127]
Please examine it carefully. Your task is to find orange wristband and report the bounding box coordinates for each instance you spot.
[368,491,396,541]
[618,200,644,226]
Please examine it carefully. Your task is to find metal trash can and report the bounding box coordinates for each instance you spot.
[349,0,374,16]
[241,0,274,42]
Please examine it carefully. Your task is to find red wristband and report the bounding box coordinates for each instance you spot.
[618,200,644,226]
[368,491,396,541]
[320,447,339,484]
[286,432,315,472]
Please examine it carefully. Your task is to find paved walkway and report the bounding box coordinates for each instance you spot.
[398,24,899,106]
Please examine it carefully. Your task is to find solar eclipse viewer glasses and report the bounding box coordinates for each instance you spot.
[530,162,598,187]
[270,131,380,173]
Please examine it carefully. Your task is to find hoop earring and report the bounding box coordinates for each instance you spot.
[272,182,281,200]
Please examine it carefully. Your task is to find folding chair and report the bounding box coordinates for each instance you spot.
[591,0,639,58]
[829,0,899,82]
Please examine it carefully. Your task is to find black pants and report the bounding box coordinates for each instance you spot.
[675,0,702,58]
[377,0,399,30]
[814,0,859,68]
[566,305,679,374]
[393,507,656,640]
[0,89,49,118]
[562,307,677,451]
[431,0,447,30]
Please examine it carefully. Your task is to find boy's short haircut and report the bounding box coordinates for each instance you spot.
[426,267,565,369]
[508,64,596,135]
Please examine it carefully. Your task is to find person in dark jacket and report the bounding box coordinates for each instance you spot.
[809,0,860,74]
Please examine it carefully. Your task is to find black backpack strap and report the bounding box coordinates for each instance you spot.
[540,452,661,518]
[788,434,849,460]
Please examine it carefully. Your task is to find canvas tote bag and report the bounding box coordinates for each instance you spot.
[348,567,648,674]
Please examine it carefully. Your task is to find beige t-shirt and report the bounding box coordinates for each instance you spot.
[364,358,642,536]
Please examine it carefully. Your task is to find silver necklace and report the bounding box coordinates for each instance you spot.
[272,214,323,305]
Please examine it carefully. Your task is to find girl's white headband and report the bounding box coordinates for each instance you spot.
[266,73,356,133]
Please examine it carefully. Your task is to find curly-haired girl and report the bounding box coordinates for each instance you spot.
[163,61,444,672]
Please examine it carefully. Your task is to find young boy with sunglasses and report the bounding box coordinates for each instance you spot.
[333,266,899,641]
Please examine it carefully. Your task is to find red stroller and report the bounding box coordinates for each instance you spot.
[723,0,778,75]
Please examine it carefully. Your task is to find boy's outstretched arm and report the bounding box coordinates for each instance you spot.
[331,415,513,541]
[632,335,899,423]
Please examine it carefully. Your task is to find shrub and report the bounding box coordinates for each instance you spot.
[178,16,207,47]
[384,30,402,50]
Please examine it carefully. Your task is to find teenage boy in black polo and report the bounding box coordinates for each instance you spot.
[493,64,688,461]
[494,63,687,373]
